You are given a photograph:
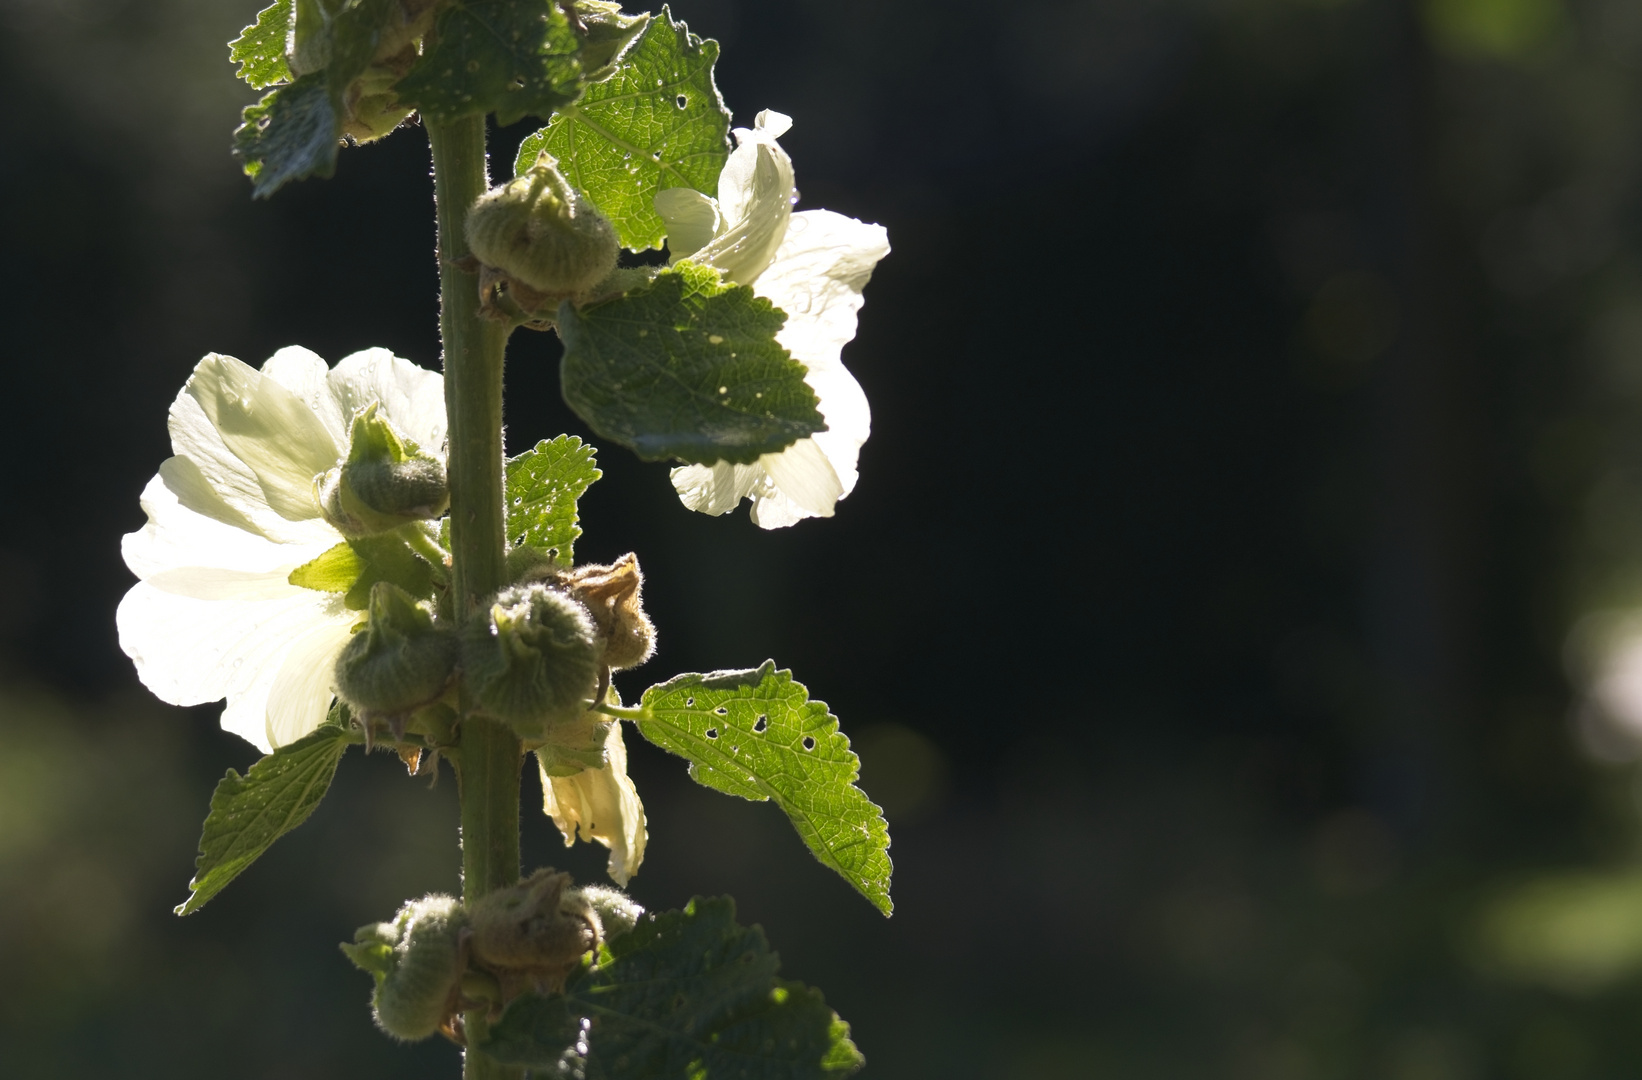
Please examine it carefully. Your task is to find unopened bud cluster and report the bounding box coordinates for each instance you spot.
[342,868,644,1042]
[330,538,654,745]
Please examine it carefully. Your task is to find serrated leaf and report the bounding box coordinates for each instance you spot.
[480,896,863,1077]
[395,0,583,126]
[515,6,730,251]
[230,0,294,89]
[559,262,824,465]
[505,435,602,562]
[287,534,440,609]
[175,726,350,915]
[234,73,341,198]
[634,662,893,916]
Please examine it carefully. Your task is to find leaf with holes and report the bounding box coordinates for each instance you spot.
[176,725,350,915]
[633,662,892,915]
[505,435,602,564]
[394,0,583,126]
[514,6,730,250]
[230,0,293,89]
[479,895,863,1076]
[559,262,825,465]
[234,73,341,198]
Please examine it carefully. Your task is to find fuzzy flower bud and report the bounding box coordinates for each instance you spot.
[340,893,467,1043]
[334,582,458,717]
[467,868,600,1000]
[561,553,656,673]
[462,584,601,739]
[318,403,448,538]
[464,154,620,298]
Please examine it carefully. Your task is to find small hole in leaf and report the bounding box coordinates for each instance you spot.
[513,496,522,505]
[685,697,695,707]
[705,728,717,739]
[802,736,816,751]
[676,94,688,108]
[752,715,767,733]
[714,706,728,716]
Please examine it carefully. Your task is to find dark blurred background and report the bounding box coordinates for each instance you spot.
[6,0,1642,1075]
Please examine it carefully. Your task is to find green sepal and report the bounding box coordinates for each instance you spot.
[394,0,584,126]
[576,2,648,77]
[340,921,398,991]
[288,532,440,610]
[234,73,340,199]
[558,262,824,465]
[478,896,863,1076]
[230,0,294,89]
[515,5,730,251]
[634,662,893,915]
[175,724,350,915]
[505,435,602,564]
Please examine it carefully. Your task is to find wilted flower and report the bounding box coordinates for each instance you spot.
[656,110,890,528]
[537,721,647,885]
[117,347,446,753]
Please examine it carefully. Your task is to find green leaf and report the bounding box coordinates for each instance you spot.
[515,6,730,251]
[175,726,350,915]
[230,0,294,89]
[394,0,583,126]
[505,435,602,562]
[634,662,893,916]
[234,73,340,198]
[559,262,824,465]
[287,534,440,610]
[480,896,864,1076]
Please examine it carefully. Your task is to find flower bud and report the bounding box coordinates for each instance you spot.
[334,582,458,718]
[464,155,620,299]
[341,893,467,1042]
[318,403,449,538]
[574,884,644,940]
[561,554,655,672]
[462,584,601,738]
[467,868,599,999]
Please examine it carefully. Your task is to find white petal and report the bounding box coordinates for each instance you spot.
[325,348,447,455]
[695,121,795,285]
[670,461,766,516]
[123,473,337,583]
[757,210,890,371]
[172,353,339,525]
[260,345,339,441]
[751,109,793,139]
[539,723,648,885]
[116,580,351,754]
[263,617,355,749]
[655,188,722,261]
[758,438,843,517]
[804,363,871,500]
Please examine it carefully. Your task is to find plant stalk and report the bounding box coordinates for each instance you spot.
[427,113,522,1080]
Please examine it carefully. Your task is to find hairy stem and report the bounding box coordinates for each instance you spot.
[427,114,522,1079]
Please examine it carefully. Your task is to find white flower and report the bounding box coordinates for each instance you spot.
[117,347,446,754]
[537,722,648,885]
[655,110,890,529]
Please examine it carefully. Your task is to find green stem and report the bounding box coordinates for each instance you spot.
[401,524,451,584]
[427,114,522,1080]
[593,703,649,722]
